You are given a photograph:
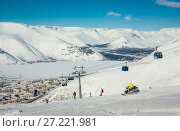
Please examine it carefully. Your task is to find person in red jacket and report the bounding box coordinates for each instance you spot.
[100,88,104,96]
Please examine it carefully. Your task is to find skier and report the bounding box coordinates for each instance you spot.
[89,92,92,97]
[45,98,49,103]
[100,88,104,96]
[73,91,76,99]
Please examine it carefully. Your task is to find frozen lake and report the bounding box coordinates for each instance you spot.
[0,61,132,79]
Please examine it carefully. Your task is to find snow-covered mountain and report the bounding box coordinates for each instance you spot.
[0,22,180,64]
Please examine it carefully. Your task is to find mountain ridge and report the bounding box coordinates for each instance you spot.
[0,22,180,64]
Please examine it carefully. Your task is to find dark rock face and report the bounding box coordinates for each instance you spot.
[0,48,5,54]
[86,44,154,61]
[100,47,154,61]
[78,47,95,55]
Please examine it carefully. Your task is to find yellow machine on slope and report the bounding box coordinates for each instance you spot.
[121,82,140,96]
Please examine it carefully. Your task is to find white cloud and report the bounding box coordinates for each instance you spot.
[156,0,180,8]
[107,11,122,17]
[133,18,140,21]
[107,12,140,21]
[124,15,132,21]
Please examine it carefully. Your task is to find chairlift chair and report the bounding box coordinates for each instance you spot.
[154,46,163,59]
[122,62,129,71]
[154,52,163,59]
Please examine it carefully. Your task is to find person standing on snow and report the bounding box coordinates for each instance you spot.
[73,91,76,99]
[100,88,104,96]
[45,98,49,104]
[89,92,92,97]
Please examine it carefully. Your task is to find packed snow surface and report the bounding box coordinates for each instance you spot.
[0,85,180,116]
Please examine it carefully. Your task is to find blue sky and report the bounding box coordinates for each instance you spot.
[0,0,180,30]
